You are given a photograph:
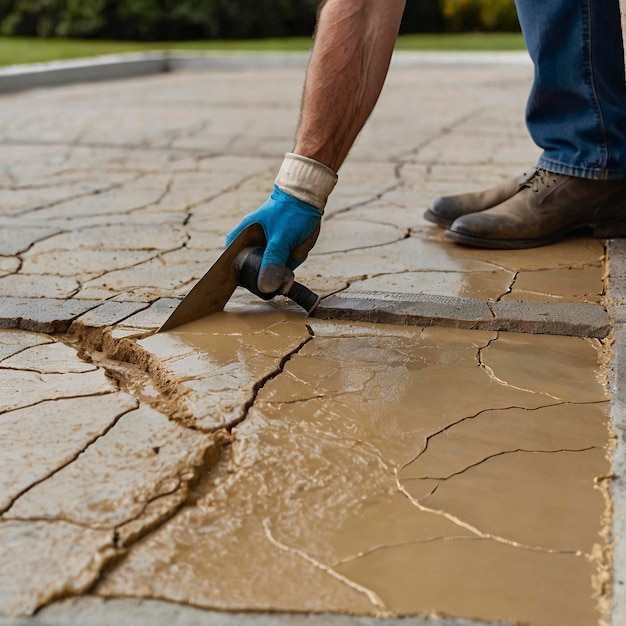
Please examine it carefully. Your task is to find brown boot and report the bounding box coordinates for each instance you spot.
[424,168,536,228]
[445,169,626,249]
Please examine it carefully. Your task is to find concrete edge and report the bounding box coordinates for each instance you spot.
[609,324,626,625]
[0,49,531,94]
[313,291,611,339]
[0,298,103,333]
[0,294,611,339]
[606,239,626,625]
[0,52,168,93]
[0,597,510,626]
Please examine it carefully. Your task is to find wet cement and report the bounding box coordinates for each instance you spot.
[95,312,611,626]
[136,310,313,431]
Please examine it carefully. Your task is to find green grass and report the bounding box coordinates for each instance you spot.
[0,33,526,67]
[395,32,525,51]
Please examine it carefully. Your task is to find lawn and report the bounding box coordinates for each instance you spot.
[0,32,526,67]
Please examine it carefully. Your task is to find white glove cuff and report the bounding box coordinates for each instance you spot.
[275,153,338,212]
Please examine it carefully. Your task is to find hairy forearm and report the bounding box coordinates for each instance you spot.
[294,0,406,172]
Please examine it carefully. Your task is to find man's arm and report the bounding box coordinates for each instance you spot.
[296,0,407,171]
[227,0,406,292]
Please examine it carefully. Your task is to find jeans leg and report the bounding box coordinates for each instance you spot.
[514,0,626,179]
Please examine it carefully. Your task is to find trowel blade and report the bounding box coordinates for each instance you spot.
[158,223,265,332]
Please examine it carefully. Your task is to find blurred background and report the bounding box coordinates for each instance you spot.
[0,0,519,40]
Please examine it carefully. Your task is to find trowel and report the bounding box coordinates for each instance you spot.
[158,223,320,332]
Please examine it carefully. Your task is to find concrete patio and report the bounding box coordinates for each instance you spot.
[0,51,625,626]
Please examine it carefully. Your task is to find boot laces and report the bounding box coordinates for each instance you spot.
[527,168,558,193]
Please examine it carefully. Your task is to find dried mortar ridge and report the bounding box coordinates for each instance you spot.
[67,322,199,427]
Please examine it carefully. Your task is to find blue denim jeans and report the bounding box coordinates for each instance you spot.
[515,0,626,179]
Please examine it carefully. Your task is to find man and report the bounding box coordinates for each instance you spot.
[228,0,626,294]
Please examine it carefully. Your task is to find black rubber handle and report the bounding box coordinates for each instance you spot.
[237,247,320,313]
[237,248,274,301]
[287,281,321,314]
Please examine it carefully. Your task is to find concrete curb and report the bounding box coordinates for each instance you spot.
[314,291,611,339]
[607,239,626,626]
[0,50,531,94]
[0,293,612,340]
[0,52,168,93]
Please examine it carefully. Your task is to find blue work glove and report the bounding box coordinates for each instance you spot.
[226,185,322,293]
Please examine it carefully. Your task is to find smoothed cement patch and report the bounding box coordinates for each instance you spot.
[92,315,611,626]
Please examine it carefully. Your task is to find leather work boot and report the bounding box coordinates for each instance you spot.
[445,169,626,249]
[424,168,536,228]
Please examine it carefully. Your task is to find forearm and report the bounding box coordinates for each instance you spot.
[294,0,406,172]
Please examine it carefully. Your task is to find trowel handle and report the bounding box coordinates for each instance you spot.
[236,247,320,313]
[285,281,320,313]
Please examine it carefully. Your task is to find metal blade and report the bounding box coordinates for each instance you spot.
[158,223,265,332]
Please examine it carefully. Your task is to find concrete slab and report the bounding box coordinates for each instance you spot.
[75,301,151,327]
[0,53,620,626]
[315,291,611,338]
[0,298,100,333]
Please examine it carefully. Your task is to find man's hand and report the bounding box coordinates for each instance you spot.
[226,153,337,294]
[226,185,322,293]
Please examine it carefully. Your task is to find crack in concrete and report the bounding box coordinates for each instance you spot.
[0,167,163,190]
[325,182,404,223]
[393,468,587,558]
[332,535,484,567]
[10,138,212,156]
[161,118,212,150]
[0,399,139,517]
[11,174,144,218]
[0,389,119,417]
[1,330,230,615]
[262,518,387,613]
[475,332,567,400]
[480,359,564,400]
[226,328,316,435]
[36,535,120,616]
[0,363,98,375]
[74,244,191,296]
[183,169,272,215]
[314,229,412,258]
[410,400,609,465]
[65,324,198,428]
[496,271,518,302]
[392,109,484,163]
[8,229,63,263]
[405,446,601,483]
[0,338,55,362]
[128,176,174,215]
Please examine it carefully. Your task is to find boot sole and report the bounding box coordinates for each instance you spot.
[423,209,453,229]
[445,218,626,250]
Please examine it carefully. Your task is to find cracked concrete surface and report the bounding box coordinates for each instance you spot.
[0,54,622,626]
[83,318,609,626]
